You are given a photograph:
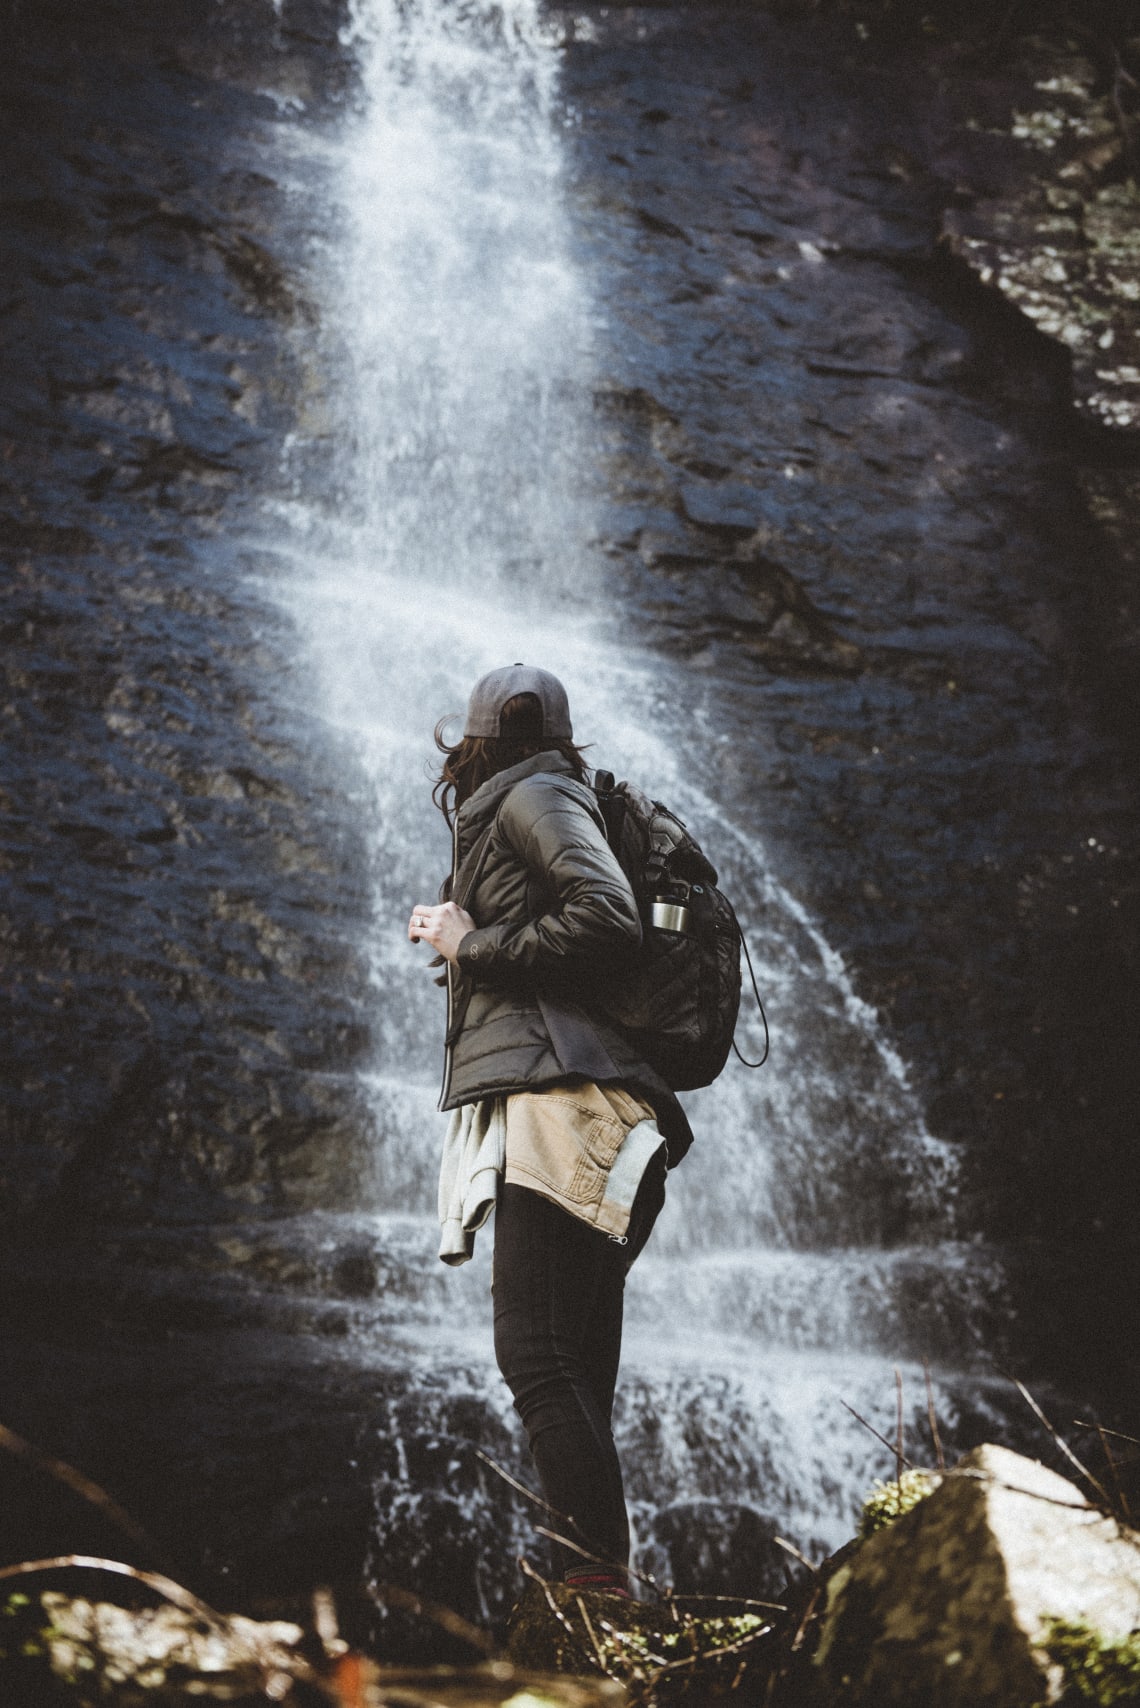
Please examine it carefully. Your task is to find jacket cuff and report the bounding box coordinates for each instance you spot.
[456,927,496,972]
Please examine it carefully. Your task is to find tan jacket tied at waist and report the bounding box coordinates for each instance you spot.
[438,1078,664,1265]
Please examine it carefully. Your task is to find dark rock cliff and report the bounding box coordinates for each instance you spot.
[555,0,1140,1407]
[0,0,379,1227]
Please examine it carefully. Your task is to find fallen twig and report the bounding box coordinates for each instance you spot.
[788,1581,821,1654]
[1094,1425,1133,1525]
[1074,1421,1140,1449]
[772,1536,818,1573]
[367,1580,494,1654]
[923,1359,946,1472]
[594,1611,669,1671]
[1111,52,1139,181]
[1006,1377,1113,1510]
[0,1422,161,1563]
[474,1448,555,1515]
[643,1618,774,1681]
[0,1555,300,1695]
[533,1525,664,1601]
[0,1554,228,1632]
[478,1449,652,1585]
[573,1593,614,1679]
[518,1557,599,1676]
[840,1399,915,1471]
[944,1465,1124,1516]
[666,1591,787,1613]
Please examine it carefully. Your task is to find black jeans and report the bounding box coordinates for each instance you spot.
[492,1148,666,1577]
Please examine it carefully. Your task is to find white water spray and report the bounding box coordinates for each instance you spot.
[259,0,1009,1578]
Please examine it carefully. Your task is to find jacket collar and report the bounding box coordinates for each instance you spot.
[457,749,577,845]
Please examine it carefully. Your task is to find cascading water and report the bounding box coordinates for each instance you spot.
[259,0,1017,1618]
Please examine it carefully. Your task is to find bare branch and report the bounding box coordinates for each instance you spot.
[789,1581,822,1654]
[594,1611,668,1671]
[367,1581,494,1654]
[1073,1421,1140,1448]
[643,1618,774,1681]
[0,1556,230,1637]
[533,1526,663,1599]
[1089,1426,1133,1526]
[573,1594,616,1679]
[923,1359,946,1473]
[1007,1377,1113,1509]
[0,1423,161,1563]
[946,1465,1121,1516]
[518,1558,598,1675]
[1111,51,1139,181]
[667,1591,787,1613]
[839,1399,915,1471]
[772,1536,818,1572]
[474,1448,555,1516]
[533,1525,606,1567]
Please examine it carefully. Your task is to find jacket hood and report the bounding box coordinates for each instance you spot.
[456,749,580,850]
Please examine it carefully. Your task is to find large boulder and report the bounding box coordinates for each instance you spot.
[812,1443,1140,1706]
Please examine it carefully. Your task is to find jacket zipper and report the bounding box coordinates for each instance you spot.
[438,812,461,1111]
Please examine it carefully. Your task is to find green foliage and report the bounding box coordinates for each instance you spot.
[508,1580,778,1703]
[0,1591,48,1663]
[858,1468,940,1538]
[1042,1617,1140,1706]
[599,1611,768,1668]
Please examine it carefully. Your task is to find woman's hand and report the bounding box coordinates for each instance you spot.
[408,901,476,965]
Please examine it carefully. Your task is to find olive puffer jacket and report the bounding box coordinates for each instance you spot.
[438,750,693,1164]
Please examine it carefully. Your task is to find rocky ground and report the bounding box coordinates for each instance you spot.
[5,1445,1138,1704]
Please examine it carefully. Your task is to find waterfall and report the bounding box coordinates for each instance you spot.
[257,0,1015,1612]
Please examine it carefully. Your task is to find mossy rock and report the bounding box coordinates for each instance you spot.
[1043,1617,1140,1706]
[858,1469,941,1539]
[505,1580,777,1701]
[506,1581,668,1676]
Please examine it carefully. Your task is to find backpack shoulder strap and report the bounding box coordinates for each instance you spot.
[591,769,629,861]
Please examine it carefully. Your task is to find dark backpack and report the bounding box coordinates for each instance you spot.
[592,770,767,1092]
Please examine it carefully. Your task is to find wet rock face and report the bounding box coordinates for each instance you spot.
[940,37,1140,436]
[0,0,377,1225]
[558,3,1140,1398]
[650,1500,787,1600]
[824,8,1140,436]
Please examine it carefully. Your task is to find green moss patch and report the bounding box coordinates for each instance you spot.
[1042,1617,1140,1706]
[858,1468,941,1538]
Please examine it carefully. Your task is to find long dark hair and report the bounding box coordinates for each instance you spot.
[432,692,589,827]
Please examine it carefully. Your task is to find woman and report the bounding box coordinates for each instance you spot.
[408,663,692,1597]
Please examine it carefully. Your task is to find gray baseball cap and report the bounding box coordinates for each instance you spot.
[464,663,573,740]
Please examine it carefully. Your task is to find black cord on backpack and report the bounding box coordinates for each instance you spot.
[733,928,770,1068]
